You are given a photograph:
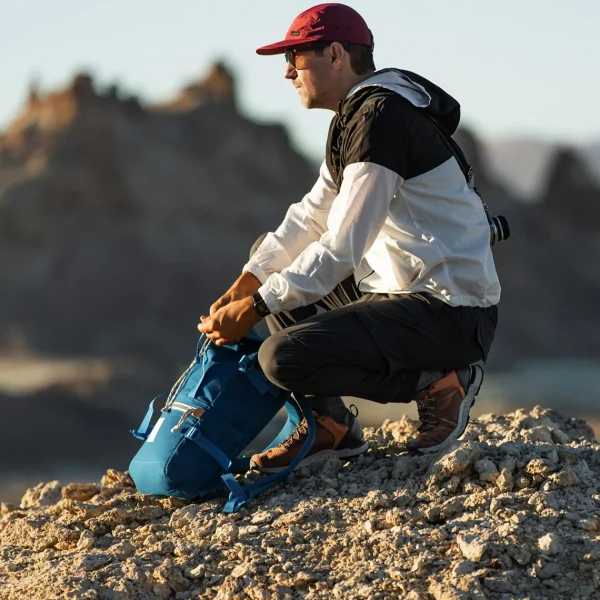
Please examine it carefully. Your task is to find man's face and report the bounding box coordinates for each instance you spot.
[284,43,336,109]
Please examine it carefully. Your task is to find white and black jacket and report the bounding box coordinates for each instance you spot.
[244,69,501,314]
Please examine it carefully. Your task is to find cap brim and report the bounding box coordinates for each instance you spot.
[256,36,324,56]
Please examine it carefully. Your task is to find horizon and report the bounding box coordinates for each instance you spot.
[2,0,600,160]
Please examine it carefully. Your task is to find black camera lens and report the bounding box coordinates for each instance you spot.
[489,215,510,246]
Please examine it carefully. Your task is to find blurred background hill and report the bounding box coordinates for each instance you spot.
[1,0,599,501]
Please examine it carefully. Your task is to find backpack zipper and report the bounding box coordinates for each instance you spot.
[169,402,206,433]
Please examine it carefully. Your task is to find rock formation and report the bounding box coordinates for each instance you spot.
[1,407,598,599]
[0,64,315,366]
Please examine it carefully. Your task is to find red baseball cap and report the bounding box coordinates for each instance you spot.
[256,3,372,56]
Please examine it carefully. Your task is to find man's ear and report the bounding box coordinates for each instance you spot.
[329,42,345,66]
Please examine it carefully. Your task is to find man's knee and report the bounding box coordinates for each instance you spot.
[249,232,269,261]
[258,332,288,389]
[258,331,306,390]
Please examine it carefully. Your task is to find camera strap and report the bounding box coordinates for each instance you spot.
[359,89,492,220]
[425,114,493,221]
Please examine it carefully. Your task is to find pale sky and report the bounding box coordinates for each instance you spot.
[1,0,599,160]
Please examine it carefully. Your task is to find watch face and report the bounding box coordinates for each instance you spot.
[253,293,269,316]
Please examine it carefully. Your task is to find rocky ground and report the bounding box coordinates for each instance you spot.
[1,406,599,600]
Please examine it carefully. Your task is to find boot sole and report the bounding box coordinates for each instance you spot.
[407,364,484,456]
[252,440,369,474]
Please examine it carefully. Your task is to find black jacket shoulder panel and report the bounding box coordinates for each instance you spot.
[327,86,455,185]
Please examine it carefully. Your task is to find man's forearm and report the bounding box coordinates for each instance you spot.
[232,270,262,297]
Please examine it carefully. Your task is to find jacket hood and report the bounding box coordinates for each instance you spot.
[347,68,462,134]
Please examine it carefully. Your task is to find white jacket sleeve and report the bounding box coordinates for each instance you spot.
[242,161,337,284]
[257,162,401,314]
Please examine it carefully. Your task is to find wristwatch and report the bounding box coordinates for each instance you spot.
[252,292,271,317]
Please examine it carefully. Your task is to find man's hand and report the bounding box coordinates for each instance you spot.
[199,296,262,346]
[209,271,262,316]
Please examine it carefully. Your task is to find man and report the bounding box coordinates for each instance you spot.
[198,3,500,472]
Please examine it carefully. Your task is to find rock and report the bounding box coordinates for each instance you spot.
[20,481,62,509]
[231,563,251,578]
[3,406,600,600]
[100,469,135,489]
[291,572,317,586]
[548,469,580,488]
[474,459,499,482]
[430,443,481,479]
[490,497,502,513]
[169,505,201,528]
[526,458,553,478]
[247,589,271,600]
[214,523,239,543]
[498,456,516,472]
[1,503,16,515]
[76,552,112,572]
[573,459,594,483]
[429,581,471,599]
[321,457,343,477]
[393,456,418,478]
[422,497,463,523]
[526,426,555,443]
[532,560,562,579]
[551,428,570,444]
[189,565,205,579]
[538,532,560,555]
[77,530,95,551]
[62,483,101,502]
[495,467,514,492]
[251,511,276,525]
[507,544,532,566]
[361,489,392,509]
[456,533,488,561]
[483,576,518,594]
[451,561,476,576]
[577,518,599,532]
[238,525,260,538]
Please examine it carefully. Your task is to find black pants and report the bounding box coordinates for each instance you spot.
[251,235,498,407]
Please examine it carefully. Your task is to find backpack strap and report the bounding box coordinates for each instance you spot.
[227,396,303,474]
[183,394,315,513]
[130,393,168,441]
[263,396,304,450]
[222,394,316,513]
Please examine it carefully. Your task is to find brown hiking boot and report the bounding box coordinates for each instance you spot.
[407,364,484,455]
[250,412,368,473]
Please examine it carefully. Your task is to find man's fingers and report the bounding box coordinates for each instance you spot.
[210,296,230,316]
[199,328,219,340]
[198,321,212,334]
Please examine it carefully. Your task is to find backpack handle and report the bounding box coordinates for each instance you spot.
[130,393,168,440]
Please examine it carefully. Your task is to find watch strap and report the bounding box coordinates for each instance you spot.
[252,292,271,317]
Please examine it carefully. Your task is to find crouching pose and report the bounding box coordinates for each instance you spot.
[199,3,500,471]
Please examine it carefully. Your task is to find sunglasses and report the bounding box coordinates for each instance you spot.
[285,42,332,69]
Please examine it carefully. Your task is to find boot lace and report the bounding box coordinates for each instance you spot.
[280,419,309,449]
[415,392,437,433]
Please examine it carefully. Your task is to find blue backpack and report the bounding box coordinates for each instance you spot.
[128,331,315,513]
